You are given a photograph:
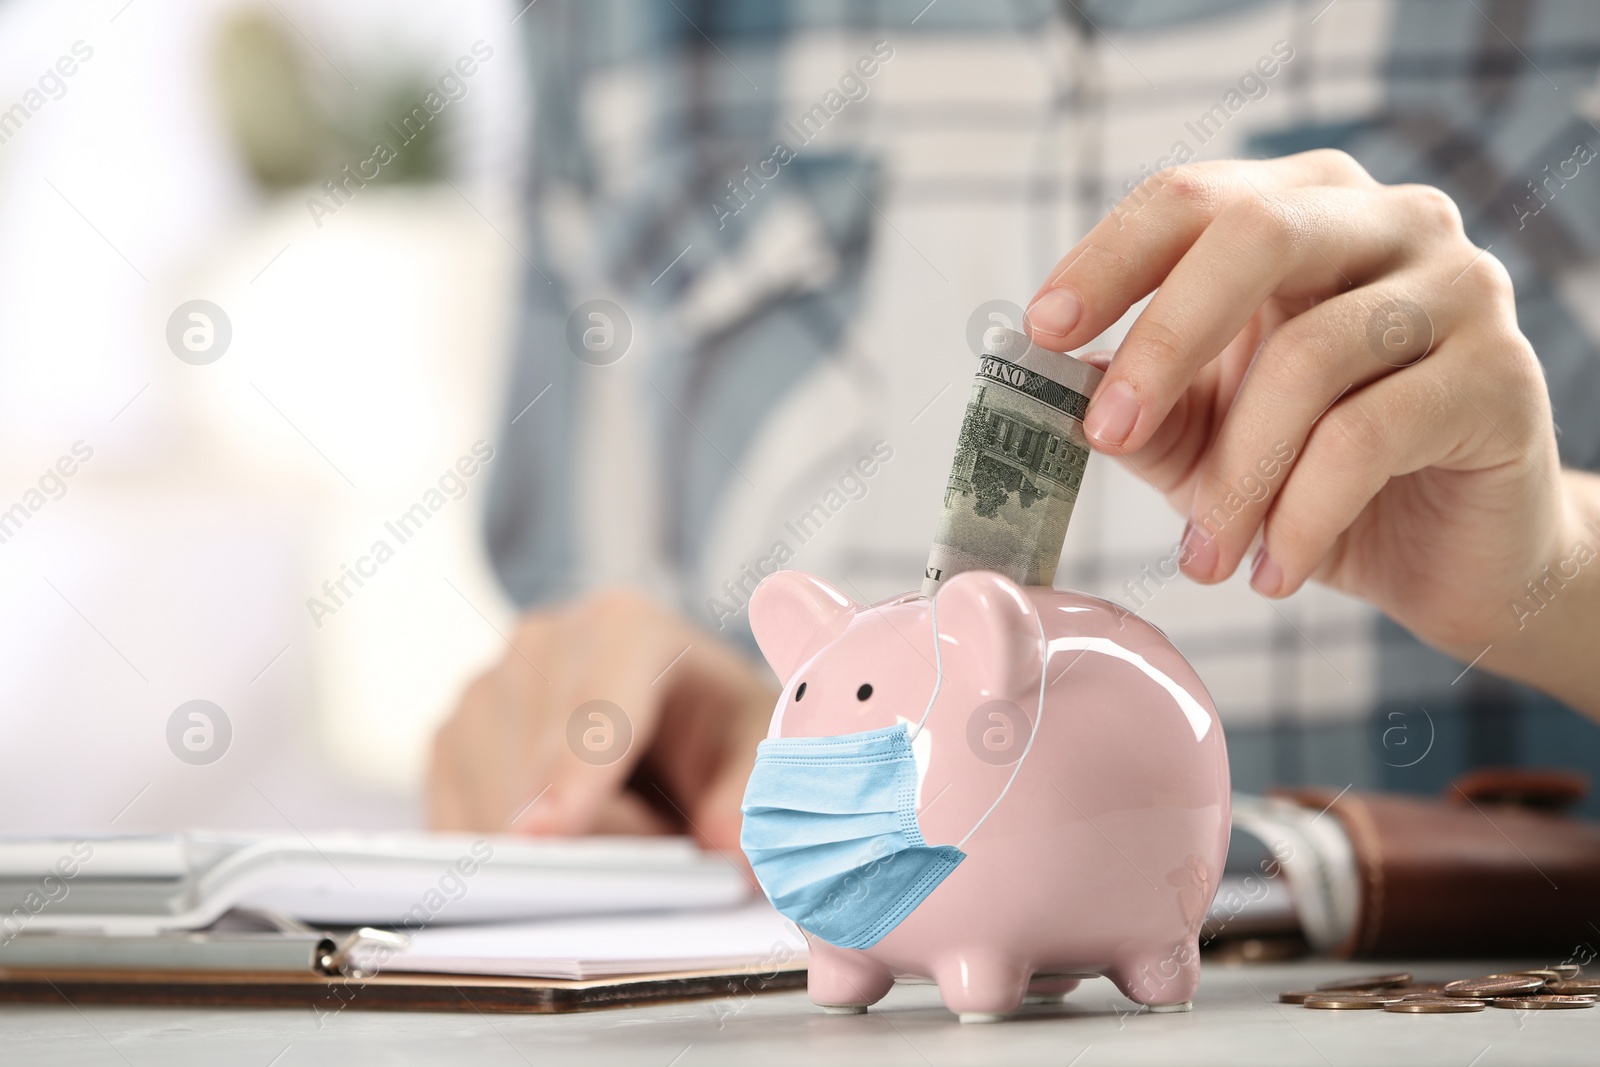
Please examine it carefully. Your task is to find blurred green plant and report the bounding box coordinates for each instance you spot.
[213,8,446,191]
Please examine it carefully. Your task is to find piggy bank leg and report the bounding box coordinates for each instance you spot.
[1023,976,1082,1004]
[1108,943,1201,1013]
[807,940,895,1014]
[933,954,1030,1023]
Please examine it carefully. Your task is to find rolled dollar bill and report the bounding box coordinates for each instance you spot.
[922,326,1104,597]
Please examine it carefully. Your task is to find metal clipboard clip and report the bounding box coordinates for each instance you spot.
[318,928,411,978]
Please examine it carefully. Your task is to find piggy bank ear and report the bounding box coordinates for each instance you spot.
[748,571,857,683]
[936,571,1044,699]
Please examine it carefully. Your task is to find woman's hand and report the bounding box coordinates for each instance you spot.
[428,587,777,849]
[1025,150,1599,715]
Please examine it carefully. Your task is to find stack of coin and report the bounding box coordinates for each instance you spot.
[1280,968,1597,1015]
[1299,993,1403,1010]
[1548,977,1600,995]
[1442,974,1547,998]
[1490,996,1598,1011]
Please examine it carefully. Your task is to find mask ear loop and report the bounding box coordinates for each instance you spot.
[906,593,943,741]
[955,604,1048,848]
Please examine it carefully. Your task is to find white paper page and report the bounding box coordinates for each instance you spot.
[0,834,750,934]
[379,902,808,980]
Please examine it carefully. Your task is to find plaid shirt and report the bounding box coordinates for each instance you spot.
[490,0,1600,811]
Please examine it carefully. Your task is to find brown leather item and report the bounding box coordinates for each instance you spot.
[1277,774,1600,960]
[1449,768,1590,812]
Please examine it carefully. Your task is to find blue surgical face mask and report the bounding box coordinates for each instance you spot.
[740,597,1047,950]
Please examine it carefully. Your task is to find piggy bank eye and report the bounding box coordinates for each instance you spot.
[794,682,807,701]
[856,684,873,701]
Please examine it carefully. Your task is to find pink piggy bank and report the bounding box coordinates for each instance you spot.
[741,569,1229,1022]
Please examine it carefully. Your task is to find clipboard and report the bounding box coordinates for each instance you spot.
[0,921,808,1014]
[0,963,809,1014]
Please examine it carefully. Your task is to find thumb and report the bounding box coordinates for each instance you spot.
[690,762,759,895]
[687,680,773,855]
[693,756,754,853]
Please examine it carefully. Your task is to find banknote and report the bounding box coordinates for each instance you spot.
[922,326,1104,598]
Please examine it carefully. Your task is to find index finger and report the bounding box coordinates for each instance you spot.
[530,690,649,832]
[1021,150,1375,352]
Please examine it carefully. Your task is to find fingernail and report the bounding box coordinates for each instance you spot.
[1179,522,1218,580]
[1023,287,1081,339]
[514,788,561,833]
[1084,379,1140,448]
[1250,546,1284,597]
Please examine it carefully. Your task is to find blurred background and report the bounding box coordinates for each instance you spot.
[2,0,1597,835]
[0,0,528,830]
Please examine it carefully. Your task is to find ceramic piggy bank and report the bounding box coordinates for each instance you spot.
[739,569,1229,1022]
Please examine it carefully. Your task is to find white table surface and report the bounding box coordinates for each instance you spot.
[2,959,1593,1066]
